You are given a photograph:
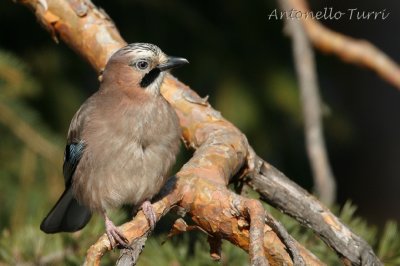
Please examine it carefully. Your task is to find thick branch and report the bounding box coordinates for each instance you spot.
[290,0,400,91]
[279,0,336,205]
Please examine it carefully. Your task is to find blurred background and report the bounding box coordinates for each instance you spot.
[0,0,399,265]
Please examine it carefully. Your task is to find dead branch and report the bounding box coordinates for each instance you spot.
[245,200,269,266]
[279,0,336,205]
[115,229,149,265]
[290,0,400,91]
[15,0,382,265]
[264,212,305,266]
[247,154,382,266]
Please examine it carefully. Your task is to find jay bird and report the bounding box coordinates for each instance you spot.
[40,43,188,248]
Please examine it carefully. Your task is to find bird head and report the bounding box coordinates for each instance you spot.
[100,43,188,95]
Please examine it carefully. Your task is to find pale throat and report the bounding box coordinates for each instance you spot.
[145,71,166,96]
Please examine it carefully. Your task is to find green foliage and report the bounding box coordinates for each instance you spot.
[215,77,261,132]
[377,222,400,265]
[0,50,40,99]
[0,49,63,233]
[264,69,301,126]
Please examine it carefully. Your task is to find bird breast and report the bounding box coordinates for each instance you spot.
[72,95,181,212]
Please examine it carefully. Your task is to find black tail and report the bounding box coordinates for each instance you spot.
[40,187,92,233]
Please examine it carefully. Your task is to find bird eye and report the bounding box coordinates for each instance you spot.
[136,60,149,70]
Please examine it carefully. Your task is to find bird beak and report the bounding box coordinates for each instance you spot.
[157,57,189,71]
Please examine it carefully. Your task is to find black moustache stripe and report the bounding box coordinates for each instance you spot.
[140,68,161,88]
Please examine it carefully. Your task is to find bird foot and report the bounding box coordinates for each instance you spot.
[141,200,157,230]
[104,216,129,249]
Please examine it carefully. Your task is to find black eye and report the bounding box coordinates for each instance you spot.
[136,60,149,70]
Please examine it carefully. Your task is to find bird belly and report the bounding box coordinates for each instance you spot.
[72,120,180,212]
[102,141,173,209]
[73,143,164,211]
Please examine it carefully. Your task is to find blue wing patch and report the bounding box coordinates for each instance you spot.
[63,141,85,186]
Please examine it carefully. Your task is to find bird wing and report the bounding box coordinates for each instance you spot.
[40,99,94,233]
[62,95,98,184]
[63,140,85,186]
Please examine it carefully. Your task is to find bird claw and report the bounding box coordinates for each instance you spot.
[105,217,129,249]
[141,201,157,230]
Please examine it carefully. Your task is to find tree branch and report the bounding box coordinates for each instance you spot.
[290,0,400,91]
[245,200,269,266]
[279,0,336,205]
[246,152,382,266]
[115,232,149,266]
[264,212,305,266]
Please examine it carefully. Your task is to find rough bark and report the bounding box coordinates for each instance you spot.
[247,154,382,266]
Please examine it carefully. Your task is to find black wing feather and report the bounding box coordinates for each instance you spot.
[40,141,92,233]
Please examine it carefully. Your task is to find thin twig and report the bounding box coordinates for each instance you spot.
[245,200,269,266]
[264,212,305,266]
[278,0,336,205]
[207,236,222,261]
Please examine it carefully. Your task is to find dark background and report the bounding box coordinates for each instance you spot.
[0,0,399,256]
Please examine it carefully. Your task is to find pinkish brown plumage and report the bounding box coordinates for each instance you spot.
[40,43,188,248]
